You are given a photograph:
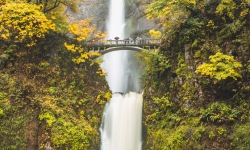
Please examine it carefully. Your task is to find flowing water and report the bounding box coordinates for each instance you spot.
[100,0,143,149]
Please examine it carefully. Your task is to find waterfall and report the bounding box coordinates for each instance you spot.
[100,0,143,149]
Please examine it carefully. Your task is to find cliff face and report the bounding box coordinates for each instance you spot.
[65,0,159,38]
[65,0,109,32]
[0,32,110,149]
[124,0,160,38]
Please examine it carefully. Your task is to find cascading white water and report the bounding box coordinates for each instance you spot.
[101,93,143,150]
[100,0,143,149]
[107,0,125,40]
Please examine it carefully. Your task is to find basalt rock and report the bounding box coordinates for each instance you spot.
[65,0,109,32]
[65,0,159,38]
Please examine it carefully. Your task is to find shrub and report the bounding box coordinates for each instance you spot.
[200,102,243,124]
[230,122,250,149]
[196,52,242,83]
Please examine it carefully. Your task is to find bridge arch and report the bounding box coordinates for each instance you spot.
[87,38,161,54]
[100,46,143,55]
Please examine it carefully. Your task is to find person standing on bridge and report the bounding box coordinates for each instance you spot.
[136,37,141,45]
[114,37,119,45]
[124,37,130,44]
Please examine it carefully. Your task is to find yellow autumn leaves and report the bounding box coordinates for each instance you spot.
[0,3,55,46]
[64,41,101,64]
[0,2,106,76]
[64,19,104,64]
[68,18,96,42]
[67,18,106,42]
[196,52,242,82]
[64,19,107,76]
[149,30,162,38]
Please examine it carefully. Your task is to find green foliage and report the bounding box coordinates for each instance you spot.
[137,50,171,89]
[0,31,108,149]
[153,96,173,109]
[145,95,180,129]
[48,87,56,94]
[0,1,107,150]
[0,45,16,66]
[39,61,50,67]
[148,125,205,150]
[200,102,243,124]
[175,54,198,102]
[144,0,250,149]
[163,126,188,150]
[196,52,242,82]
[0,91,6,100]
[0,91,9,116]
[216,0,237,19]
[180,18,205,44]
[0,113,27,150]
[0,75,28,149]
[30,0,81,13]
[39,111,56,127]
[51,117,96,150]
[176,54,188,76]
[230,121,250,149]
[146,0,191,43]
[0,108,3,116]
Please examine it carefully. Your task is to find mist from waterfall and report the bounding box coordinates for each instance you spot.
[100,0,143,149]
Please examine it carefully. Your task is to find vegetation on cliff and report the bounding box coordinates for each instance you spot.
[0,1,109,149]
[143,0,250,149]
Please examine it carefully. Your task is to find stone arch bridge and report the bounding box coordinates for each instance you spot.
[86,38,161,54]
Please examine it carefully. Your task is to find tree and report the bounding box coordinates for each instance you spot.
[64,19,107,76]
[25,0,82,13]
[0,2,55,46]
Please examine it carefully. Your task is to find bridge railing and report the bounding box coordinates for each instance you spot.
[87,38,161,46]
